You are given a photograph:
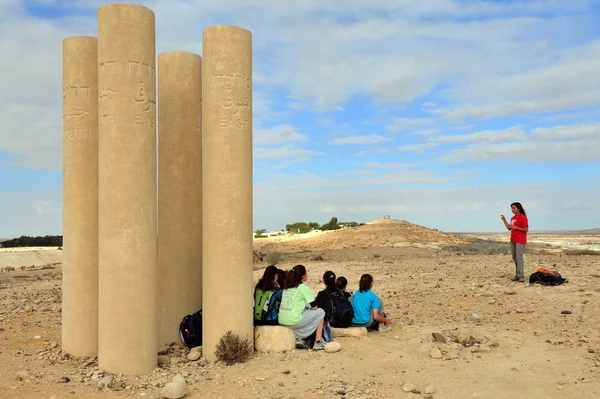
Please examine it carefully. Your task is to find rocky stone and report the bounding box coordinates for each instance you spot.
[430,347,442,359]
[158,355,170,366]
[424,384,436,394]
[187,346,202,361]
[254,326,296,353]
[161,380,187,399]
[98,375,113,389]
[402,382,416,392]
[331,327,368,338]
[431,332,447,343]
[324,342,342,353]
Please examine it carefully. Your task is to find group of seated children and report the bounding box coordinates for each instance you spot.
[253,264,393,351]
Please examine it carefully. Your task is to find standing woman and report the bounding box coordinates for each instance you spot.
[501,202,529,282]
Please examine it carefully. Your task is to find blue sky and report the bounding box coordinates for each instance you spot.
[1,0,600,237]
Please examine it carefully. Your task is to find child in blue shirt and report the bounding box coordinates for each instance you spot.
[350,274,392,333]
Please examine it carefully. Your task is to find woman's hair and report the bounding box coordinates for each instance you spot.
[359,274,373,293]
[285,265,307,289]
[255,265,278,292]
[277,268,287,289]
[335,276,348,290]
[323,270,336,288]
[511,202,526,216]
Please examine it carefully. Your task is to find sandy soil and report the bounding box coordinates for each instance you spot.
[1,220,599,399]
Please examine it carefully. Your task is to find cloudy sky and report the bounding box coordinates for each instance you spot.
[1,0,600,237]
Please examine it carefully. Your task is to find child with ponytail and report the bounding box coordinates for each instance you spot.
[351,274,392,333]
[279,265,327,350]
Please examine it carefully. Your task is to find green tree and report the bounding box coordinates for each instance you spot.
[285,222,311,234]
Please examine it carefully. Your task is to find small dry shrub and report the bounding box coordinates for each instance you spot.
[214,331,253,366]
[265,252,282,265]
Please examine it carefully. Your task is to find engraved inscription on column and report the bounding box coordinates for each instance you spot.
[130,60,156,128]
[63,85,91,98]
[99,113,117,127]
[64,128,92,139]
[64,85,93,139]
[214,73,251,129]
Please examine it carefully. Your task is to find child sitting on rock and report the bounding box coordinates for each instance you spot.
[350,273,392,333]
[335,276,353,299]
[253,265,283,326]
[279,265,327,350]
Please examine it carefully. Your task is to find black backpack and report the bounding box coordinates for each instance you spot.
[529,269,567,286]
[179,309,202,349]
[329,289,354,328]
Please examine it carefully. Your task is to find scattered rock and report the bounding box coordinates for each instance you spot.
[430,347,442,359]
[158,355,170,366]
[424,385,436,394]
[331,327,368,338]
[324,342,342,353]
[402,382,416,392]
[561,310,572,315]
[432,332,447,343]
[161,379,188,399]
[472,313,480,321]
[187,346,202,361]
[98,375,113,389]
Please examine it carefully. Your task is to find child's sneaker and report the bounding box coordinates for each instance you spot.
[295,338,308,350]
[378,324,392,333]
[312,339,326,351]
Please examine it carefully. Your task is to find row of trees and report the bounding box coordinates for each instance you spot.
[0,235,63,248]
[284,217,362,234]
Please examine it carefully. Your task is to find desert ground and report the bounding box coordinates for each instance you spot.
[1,219,599,399]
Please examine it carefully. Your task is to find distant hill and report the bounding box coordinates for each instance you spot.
[255,218,469,252]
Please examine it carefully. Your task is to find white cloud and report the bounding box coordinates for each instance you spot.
[271,157,309,169]
[441,138,600,162]
[364,162,412,169]
[254,124,308,146]
[329,135,391,145]
[438,125,526,143]
[399,143,437,152]
[433,41,600,121]
[387,117,435,132]
[253,147,325,160]
[371,170,455,185]
[531,123,600,141]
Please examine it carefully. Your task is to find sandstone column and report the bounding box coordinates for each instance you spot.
[97,3,157,375]
[157,52,203,344]
[62,36,99,358]
[202,25,253,361]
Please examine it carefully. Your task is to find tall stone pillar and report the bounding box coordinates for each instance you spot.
[202,25,253,361]
[62,36,99,358]
[97,3,157,375]
[157,52,203,344]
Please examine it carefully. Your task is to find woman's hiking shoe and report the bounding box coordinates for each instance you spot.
[312,340,326,350]
[378,324,392,333]
[295,338,308,350]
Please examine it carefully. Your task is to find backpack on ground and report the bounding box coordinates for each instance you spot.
[179,309,202,349]
[329,289,354,328]
[529,268,567,286]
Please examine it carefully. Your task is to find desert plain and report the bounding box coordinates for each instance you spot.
[0,218,599,399]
